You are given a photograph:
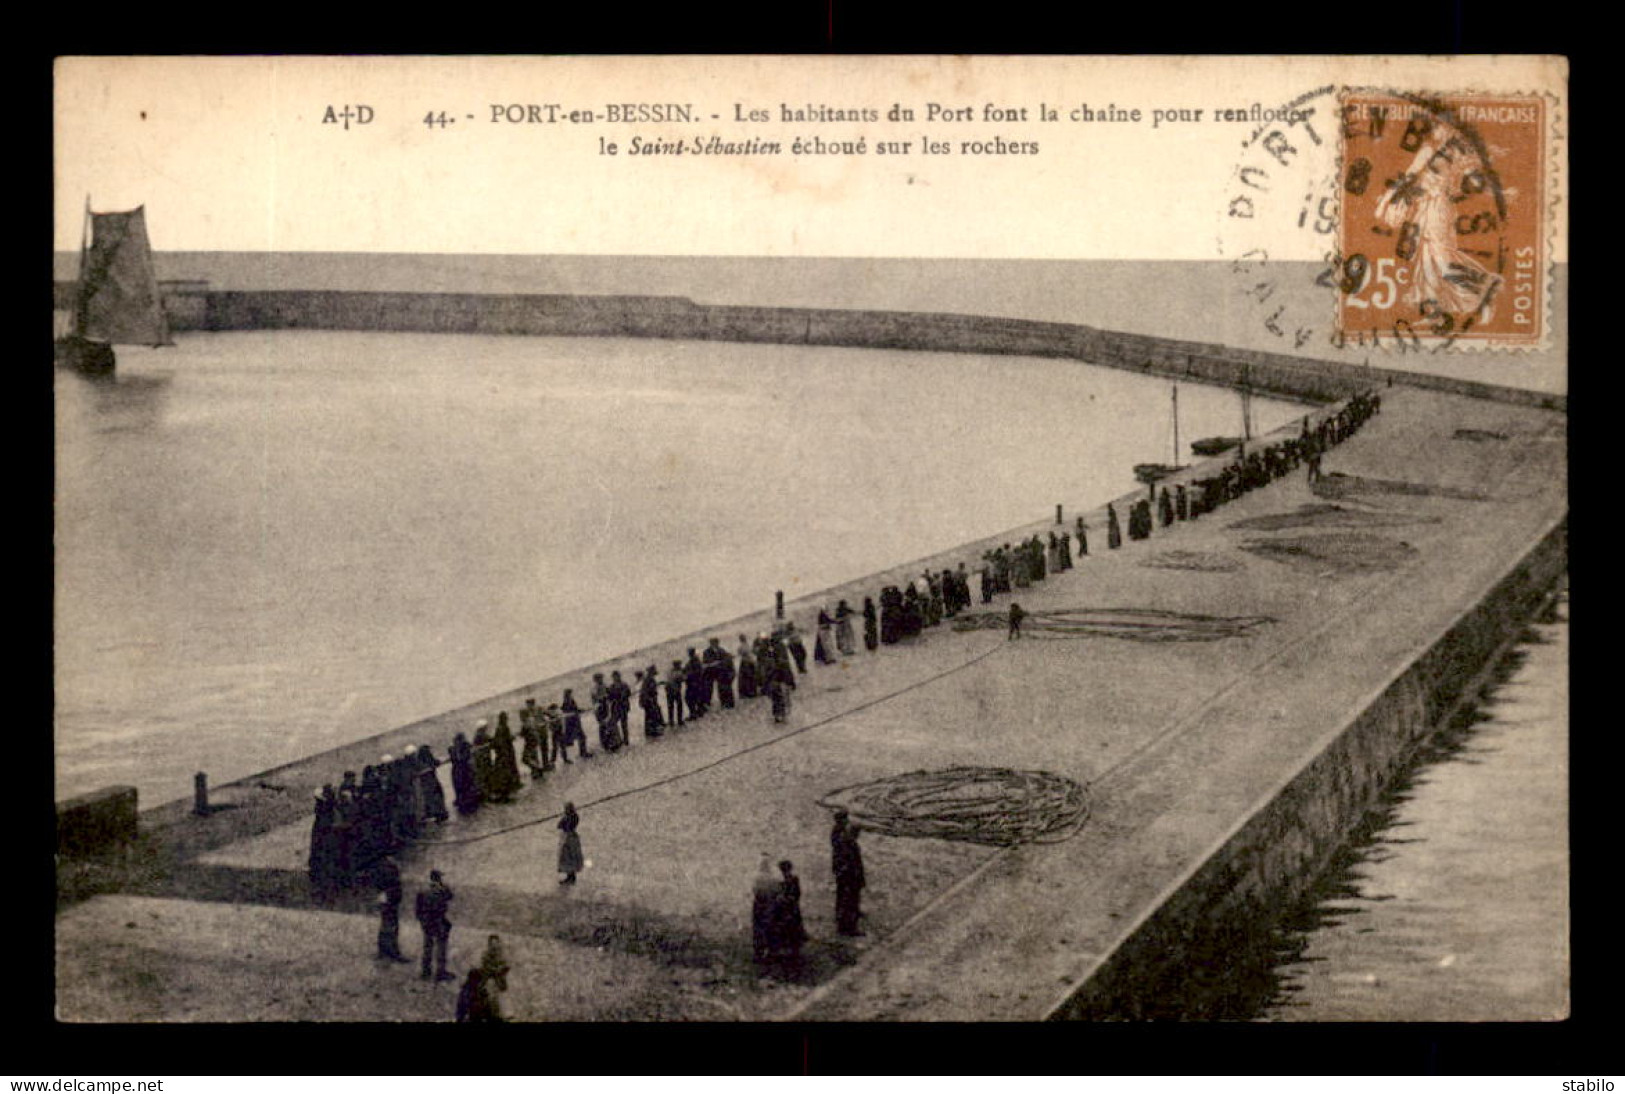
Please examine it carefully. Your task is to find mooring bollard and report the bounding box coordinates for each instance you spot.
[194,772,209,816]
[775,590,785,620]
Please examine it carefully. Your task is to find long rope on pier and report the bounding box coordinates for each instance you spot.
[422,640,1010,848]
[818,767,1090,847]
[951,606,1276,642]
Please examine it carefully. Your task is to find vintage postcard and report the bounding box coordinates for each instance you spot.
[53,56,1567,1028]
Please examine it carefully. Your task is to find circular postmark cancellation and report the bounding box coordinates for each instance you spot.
[1218,86,1552,353]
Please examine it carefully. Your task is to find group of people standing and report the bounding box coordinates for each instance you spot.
[751,855,808,967]
[1185,389,1383,519]
[307,747,451,901]
[750,808,867,970]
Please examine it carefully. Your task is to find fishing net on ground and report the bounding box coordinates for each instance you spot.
[1137,549,1246,573]
[951,607,1275,642]
[1239,532,1419,576]
[1226,503,1440,532]
[1312,472,1489,502]
[820,767,1090,846]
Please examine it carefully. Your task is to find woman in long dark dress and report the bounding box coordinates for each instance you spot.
[752,854,779,963]
[472,723,497,804]
[901,584,923,636]
[490,714,522,802]
[449,731,480,815]
[862,597,879,651]
[333,776,359,885]
[737,638,759,699]
[357,764,387,866]
[558,803,585,884]
[814,608,835,664]
[561,689,590,758]
[308,786,339,902]
[417,744,450,823]
[1107,503,1122,549]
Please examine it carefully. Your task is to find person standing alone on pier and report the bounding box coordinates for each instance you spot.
[558,803,585,885]
[831,811,866,937]
[415,869,455,982]
[1008,602,1027,640]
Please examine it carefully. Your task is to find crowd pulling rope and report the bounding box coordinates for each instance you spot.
[819,767,1090,847]
[951,606,1276,643]
[421,641,1010,848]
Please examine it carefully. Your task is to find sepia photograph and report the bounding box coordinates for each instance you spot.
[52,55,1568,1031]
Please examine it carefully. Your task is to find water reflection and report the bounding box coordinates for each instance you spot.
[56,365,174,434]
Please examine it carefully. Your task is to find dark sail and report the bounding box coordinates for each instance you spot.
[76,207,171,347]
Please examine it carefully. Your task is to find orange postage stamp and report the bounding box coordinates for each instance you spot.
[1335,91,1549,348]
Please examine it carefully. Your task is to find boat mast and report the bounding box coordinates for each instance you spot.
[1241,365,1254,442]
[1171,382,1180,465]
[72,195,91,339]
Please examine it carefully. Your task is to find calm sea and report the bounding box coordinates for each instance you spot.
[55,327,1305,806]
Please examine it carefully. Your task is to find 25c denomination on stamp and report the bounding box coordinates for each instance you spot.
[1336,90,1549,348]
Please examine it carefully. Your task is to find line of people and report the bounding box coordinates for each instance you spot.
[308,391,1383,924]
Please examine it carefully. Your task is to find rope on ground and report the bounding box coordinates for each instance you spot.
[422,640,1009,848]
[951,606,1275,642]
[819,767,1090,847]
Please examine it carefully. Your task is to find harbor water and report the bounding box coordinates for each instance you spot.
[54,331,1305,806]
[1254,589,1569,1021]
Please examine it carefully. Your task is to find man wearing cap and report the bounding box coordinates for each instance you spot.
[415,869,456,981]
[665,661,686,728]
[705,637,736,710]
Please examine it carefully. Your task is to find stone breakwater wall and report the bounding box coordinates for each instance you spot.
[162,288,1563,412]
[1049,514,1569,1020]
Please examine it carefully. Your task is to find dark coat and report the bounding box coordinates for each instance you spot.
[415,879,454,935]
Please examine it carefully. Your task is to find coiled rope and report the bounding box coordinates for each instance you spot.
[819,766,1090,847]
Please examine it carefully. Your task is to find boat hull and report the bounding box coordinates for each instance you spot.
[1190,436,1243,457]
[54,337,116,376]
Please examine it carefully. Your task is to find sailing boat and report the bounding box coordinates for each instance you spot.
[1133,381,1190,486]
[54,203,171,376]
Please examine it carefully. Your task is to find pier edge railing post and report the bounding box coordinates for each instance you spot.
[1056,504,1063,525]
[193,772,209,817]
[775,591,785,621]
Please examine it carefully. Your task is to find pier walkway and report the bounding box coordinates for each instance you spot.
[55,384,1567,1022]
